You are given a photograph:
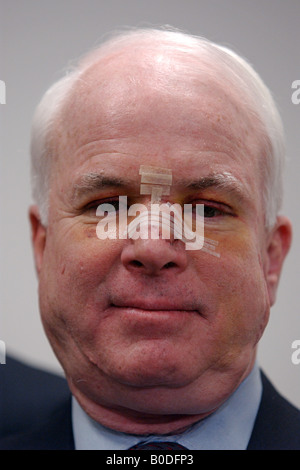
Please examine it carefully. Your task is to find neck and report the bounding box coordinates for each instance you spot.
[73,392,213,435]
[70,354,256,435]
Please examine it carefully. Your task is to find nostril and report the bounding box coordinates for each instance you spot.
[128,260,177,271]
[121,240,188,275]
[164,262,176,269]
[130,260,144,268]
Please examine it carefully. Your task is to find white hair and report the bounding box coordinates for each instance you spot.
[30,27,285,227]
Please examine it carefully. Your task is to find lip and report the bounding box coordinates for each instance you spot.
[106,299,206,336]
[110,300,198,313]
[109,305,199,332]
[110,301,200,319]
[108,289,207,319]
[112,305,198,315]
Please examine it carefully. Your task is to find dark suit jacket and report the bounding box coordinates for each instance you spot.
[0,371,299,450]
[0,355,69,439]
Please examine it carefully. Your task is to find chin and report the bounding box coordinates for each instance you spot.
[103,353,199,390]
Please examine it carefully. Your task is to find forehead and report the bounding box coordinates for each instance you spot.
[54,49,264,185]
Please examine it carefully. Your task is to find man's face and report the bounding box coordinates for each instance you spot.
[31,55,291,433]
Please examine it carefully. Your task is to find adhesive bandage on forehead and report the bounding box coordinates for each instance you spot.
[139,165,172,204]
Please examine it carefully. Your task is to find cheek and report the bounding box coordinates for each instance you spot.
[38,232,127,381]
[49,224,119,282]
[39,231,121,332]
[199,229,270,346]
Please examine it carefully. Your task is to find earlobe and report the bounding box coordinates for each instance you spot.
[265,215,292,306]
[29,205,47,275]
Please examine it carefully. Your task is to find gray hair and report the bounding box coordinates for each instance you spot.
[30,27,285,227]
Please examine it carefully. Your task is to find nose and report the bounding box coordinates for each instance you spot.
[121,238,188,276]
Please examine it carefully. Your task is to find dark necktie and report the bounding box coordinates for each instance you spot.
[128,441,188,450]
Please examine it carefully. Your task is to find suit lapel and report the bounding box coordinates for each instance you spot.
[38,397,75,450]
[0,397,75,450]
[247,372,300,450]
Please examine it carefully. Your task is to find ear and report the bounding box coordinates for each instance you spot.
[265,215,292,306]
[29,205,47,275]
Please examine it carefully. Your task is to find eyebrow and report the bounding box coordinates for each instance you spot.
[72,172,132,201]
[72,170,249,204]
[178,172,249,202]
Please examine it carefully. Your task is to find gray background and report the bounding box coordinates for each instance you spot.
[0,0,299,407]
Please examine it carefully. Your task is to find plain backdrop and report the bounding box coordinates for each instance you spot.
[0,0,299,408]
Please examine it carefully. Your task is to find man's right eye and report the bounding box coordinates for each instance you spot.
[84,197,127,216]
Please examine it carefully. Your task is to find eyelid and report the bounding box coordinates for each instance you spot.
[189,198,235,214]
[84,196,124,210]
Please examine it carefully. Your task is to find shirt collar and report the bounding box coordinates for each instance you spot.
[72,363,262,450]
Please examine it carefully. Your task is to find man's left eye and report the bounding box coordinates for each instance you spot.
[203,205,224,218]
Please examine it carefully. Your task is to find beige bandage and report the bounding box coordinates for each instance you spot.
[139,165,172,204]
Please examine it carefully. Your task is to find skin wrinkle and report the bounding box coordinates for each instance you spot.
[30,40,292,436]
